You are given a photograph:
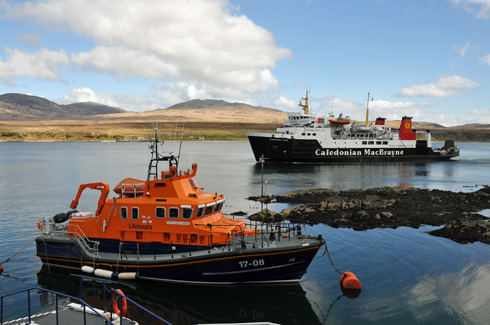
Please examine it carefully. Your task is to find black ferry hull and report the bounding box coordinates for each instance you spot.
[248,135,460,163]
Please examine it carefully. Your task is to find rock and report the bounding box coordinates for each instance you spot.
[248,185,490,245]
[249,208,283,223]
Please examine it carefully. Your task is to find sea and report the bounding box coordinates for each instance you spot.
[0,141,489,325]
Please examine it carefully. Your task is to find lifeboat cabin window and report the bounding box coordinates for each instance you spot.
[156,207,165,219]
[196,205,204,218]
[182,206,193,219]
[213,203,220,213]
[205,204,214,215]
[121,207,128,220]
[169,207,179,219]
[131,207,139,220]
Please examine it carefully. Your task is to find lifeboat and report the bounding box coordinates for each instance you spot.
[35,128,325,284]
[328,119,351,125]
[329,113,351,125]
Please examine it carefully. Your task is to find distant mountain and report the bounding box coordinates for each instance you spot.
[165,98,280,112]
[1,93,489,136]
[0,93,125,121]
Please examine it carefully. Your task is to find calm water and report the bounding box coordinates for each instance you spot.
[1,141,489,324]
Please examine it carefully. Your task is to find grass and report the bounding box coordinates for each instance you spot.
[0,121,278,142]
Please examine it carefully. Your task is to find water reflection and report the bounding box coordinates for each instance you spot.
[408,261,490,324]
[36,267,321,325]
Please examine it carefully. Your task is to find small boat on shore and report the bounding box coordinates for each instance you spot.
[35,129,324,284]
[247,91,460,163]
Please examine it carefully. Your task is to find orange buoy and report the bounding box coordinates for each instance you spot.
[0,264,3,274]
[112,289,127,317]
[340,272,361,290]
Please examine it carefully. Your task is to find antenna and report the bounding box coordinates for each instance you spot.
[177,121,185,171]
[365,92,370,125]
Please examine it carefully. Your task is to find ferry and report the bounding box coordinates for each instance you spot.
[247,91,460,163]
[35,129,324,284]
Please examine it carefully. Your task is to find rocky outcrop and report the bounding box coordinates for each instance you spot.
[248,186,490,244]
[430,218,490,244]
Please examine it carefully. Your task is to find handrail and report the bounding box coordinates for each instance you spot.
[110,288,172,325]
[66,224,100,257]
[1,274,173,325]
[0,286,115,325]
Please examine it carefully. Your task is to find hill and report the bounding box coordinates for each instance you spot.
[0,93,125,121]
[1,92,489,142]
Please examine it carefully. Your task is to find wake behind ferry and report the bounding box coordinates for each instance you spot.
[35,129,324,284]
[247,91,460,163]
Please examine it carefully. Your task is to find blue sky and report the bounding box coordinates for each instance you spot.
[1,0,489,126]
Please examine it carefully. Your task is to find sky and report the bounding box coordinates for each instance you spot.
[1,0,490,126]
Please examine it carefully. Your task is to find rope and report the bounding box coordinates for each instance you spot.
[1,237,36,265]
[321,238,343,275]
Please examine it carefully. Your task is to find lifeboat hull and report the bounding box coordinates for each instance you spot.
[35,236,323,284]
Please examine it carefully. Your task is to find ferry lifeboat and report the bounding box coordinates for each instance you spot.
[36,129,324,284]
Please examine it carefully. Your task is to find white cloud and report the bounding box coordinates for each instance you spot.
[0,47,69,80]
[314,95,428,122]
[450,0,490,19]
[7,0,292,97]
[480,54,490,65]
[398,75,480,97]
[63,87,102,103]
[470,108,490,115]
[273,96,296,110]
[454,40,470,57]
[21,33,43,47]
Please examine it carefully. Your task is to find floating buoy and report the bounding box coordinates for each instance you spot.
[340,271,361,290]
[0,264,3,274]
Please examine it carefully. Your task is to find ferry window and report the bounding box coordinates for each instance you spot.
[205,205,214,215]
[368,141,374,145]
[313,133,316,136]
[189,179,196,187]
[182,207,193,219]
[164,233,170,242]
[362,141,367,145]
[169,207,179,219]
[191,234,197,243]
[376,141,382,145]
[121,207,127,220]
[131,207,138,220]
[156,207,165,219]
[196,207,204,218]
[383,141,388,145]
[302,133,305,136]
[307,133,311,136]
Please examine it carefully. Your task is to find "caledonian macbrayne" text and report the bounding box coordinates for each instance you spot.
[315,149,405,157]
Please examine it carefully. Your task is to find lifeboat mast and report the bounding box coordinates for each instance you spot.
[147,127,178,181]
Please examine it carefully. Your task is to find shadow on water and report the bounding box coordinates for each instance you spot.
[36,266,322,325]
